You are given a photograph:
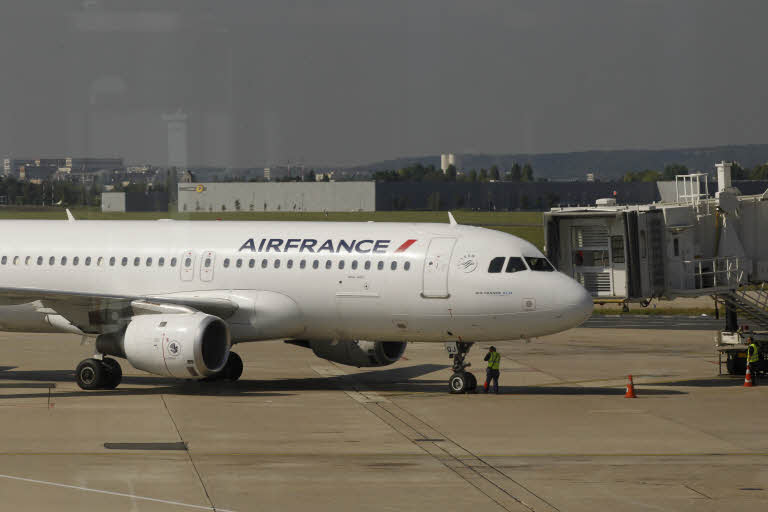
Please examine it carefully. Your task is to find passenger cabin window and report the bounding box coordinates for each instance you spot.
[223,258,230,268]
[87,257,93,266]
[61,256,67,266]
[312,260,319,269]
[287,259,294,269]
[204,258,212,268]
[1,256,6,265]
[300,260,306,269]
[134,257,140,266]
[146,257,152,266]
[236,258,243,268]
[184,257,192,268]
[338,260,344,270]
[121,257,128,266]
[505,257,527,273]
[170,257,178,267]
[94,257,100,266]
[488,257,505,273]
[249,259,255,268]
[25,256,31,265]
[73,257,79,266]
[351,260,358,270]
[37,256,43,266]
[377,261,384,270]
[48,256,54,265]
[325,260,332,270]
[261,259,268,268]
[404,261,411,271]
[274,259,281,268]
[364,261,371,270]
[159,257,165,267]
[13,256,19,265]
[525,257,555,272]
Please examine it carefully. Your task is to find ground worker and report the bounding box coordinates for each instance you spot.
[747,337,760,384]
[483,346,501,394]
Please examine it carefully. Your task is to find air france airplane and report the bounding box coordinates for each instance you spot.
[0,213,592,393]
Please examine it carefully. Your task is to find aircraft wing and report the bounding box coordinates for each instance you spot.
[0,286,240,334]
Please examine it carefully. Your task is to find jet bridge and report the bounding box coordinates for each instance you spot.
[544,162,768,328]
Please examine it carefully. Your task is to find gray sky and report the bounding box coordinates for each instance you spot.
[0,0,766,167]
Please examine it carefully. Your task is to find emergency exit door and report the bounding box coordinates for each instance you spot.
[200,250,215,282]
[180,250,195,281]
[422,238,456,298]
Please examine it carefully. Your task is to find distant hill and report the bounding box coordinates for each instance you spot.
[351,144,768,180]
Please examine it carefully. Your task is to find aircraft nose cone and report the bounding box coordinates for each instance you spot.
[555,276,593,327]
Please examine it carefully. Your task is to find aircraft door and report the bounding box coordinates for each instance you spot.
[200,250,215,282]
[180,250,195,281]
[422,237,457,298]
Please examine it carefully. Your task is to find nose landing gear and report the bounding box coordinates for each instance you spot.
[445,341,477,394]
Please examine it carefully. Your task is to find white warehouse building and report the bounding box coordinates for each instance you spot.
[177,182,376,213]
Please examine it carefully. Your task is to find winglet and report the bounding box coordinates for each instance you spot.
[66,209,75,222]
[448,212,458,226]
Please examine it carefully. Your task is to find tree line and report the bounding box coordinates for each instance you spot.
[373,163,536,183]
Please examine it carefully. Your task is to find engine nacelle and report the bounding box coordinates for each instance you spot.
[96,313,230,378]
[305,340,406,367]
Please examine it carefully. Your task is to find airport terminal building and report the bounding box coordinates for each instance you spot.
[177,182,376,212]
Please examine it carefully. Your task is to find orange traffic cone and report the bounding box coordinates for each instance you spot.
[744,364,754,387]
[625,375,637,398]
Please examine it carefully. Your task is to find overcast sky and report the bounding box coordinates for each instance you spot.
[0,0,765,167]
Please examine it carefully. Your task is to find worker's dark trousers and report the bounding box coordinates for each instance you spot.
[484,369,500,393]
[749,361,762,384]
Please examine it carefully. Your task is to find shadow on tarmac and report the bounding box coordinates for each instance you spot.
[0,363,707,399]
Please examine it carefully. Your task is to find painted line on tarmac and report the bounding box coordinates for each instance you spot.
[0,473,236,511]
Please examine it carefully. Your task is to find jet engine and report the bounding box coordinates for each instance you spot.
[96,312,230,378]
[291,339,407,367]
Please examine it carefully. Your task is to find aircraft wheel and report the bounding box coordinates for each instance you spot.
[449,372,468,394]
[222,352,243,381]
[466,372,477,391]
[102,358,123,389]
[75,358,106,390]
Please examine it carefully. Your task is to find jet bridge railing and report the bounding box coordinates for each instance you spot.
[671,257,745,294]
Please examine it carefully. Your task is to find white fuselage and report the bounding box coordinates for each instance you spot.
[0,220,592,343]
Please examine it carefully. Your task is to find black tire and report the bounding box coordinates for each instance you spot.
[75,358,105,390]
[466,372,477,391]
[102,358,122,389]
[449,372,468,394]
[222,352,243,382]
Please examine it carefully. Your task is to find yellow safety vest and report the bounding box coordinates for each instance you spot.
[748,343,759,364]
[488,352,501,370]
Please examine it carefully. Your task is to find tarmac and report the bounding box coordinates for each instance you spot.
[0,325,766,511]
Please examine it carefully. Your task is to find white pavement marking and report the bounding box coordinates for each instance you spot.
[0,473,236,512]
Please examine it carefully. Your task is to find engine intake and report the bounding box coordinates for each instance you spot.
[96,313,230,378]
[292,339,406,367]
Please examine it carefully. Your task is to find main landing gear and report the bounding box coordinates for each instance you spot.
[204,352,244,382]
[75,357,122,390]
[445,341,477,394]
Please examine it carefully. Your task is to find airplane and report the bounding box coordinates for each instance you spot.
[0,212,592,394]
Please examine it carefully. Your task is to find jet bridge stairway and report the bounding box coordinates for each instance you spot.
[718,284,768,330]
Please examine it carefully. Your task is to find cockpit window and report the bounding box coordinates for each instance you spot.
[505,257,527,273]
[488,257,505,273]
[525,257,555,272]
